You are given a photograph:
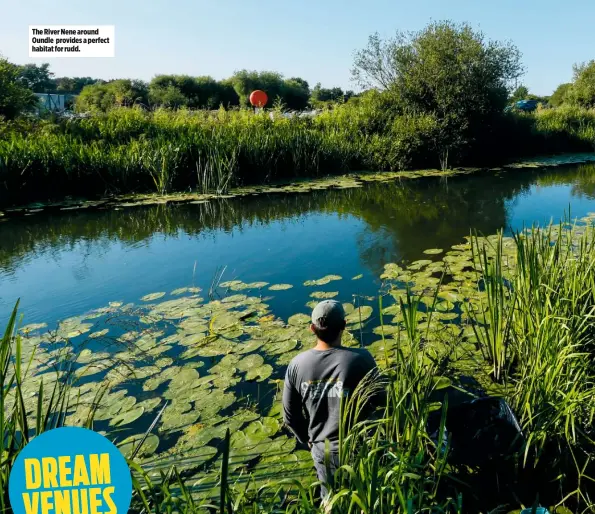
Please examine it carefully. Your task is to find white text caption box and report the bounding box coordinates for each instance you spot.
[29,25,115,58]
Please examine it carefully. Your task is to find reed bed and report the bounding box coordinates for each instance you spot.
[0,104,594,208]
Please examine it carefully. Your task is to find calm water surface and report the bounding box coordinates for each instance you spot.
[2,163,595,327]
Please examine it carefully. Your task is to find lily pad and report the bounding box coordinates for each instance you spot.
[222,294,248,303]
[435,301,455,312]
[136,398,162,413]
[288,314,311,326]
[110,406,145,427]
[237,354,264,371]
[245,365,273,382]
[88,329,109,339]
[303,275,342,286]
[160,409,201,432]
[168,367,200,389]
[245,281,269,289]
[268,284,293,291]
[423,248,444,255]
[244,417,280,440]
[310,291,339,299]
[220,280,242,288]
[118,433,160,458]
[345,306,373,324]
[20,323,48,333]
[352,274,363,280]
[263,339,298,355]
[236,338,268,354]
[141,292,167,302]
[145,446,217,475]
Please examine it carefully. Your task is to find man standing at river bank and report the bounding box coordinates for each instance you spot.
[282,300,381,500]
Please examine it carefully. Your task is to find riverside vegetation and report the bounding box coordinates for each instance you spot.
[3,215,595,513]
[3,19,595,514]
[2,21,595,208]
[1,101,595,209]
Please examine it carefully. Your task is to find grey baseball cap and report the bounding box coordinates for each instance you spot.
[311,300,346,329]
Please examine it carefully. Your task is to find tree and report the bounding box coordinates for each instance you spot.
[0,57,38,119]
[75,79,148,112]
[510,85,529,104]
[352,21,524,163]
[218,79,240,107]
[54,77,100,94]
[310,83,349,107]
[282,77,310,110]
[230,70,285,107]
[148,75,239,109]
[569,60,595,108]
[194,75,237,108]
[549,83,572,107]
[148,84,188,108]
[18,63,55,92]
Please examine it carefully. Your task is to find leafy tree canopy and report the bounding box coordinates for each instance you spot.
[0,57,38,119]
[18,63,54,93]
[549,83,573,107]
[76,79,149,112]
[569,60,595,108]
[352,21,524,158]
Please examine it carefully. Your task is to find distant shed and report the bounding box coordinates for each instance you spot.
[34,93,76,113]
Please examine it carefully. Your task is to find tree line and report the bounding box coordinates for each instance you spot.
[2,60,355,114]
[1,19,595,122]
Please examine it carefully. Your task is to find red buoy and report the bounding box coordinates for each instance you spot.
[249,90,268,108]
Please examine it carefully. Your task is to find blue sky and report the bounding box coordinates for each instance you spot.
[1,0,593,95]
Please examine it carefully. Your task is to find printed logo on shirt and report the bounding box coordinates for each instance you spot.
[301,379,348,400]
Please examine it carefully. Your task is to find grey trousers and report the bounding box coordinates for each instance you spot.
[311,442,340,499]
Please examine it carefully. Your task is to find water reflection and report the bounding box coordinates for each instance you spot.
[1,164,595,324]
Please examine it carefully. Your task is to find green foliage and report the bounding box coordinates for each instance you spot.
[510,85,529,104]
[310,83,355,108]
[16,64,99,94]
[148,83,188,108]
[230,70,285,107]
[5,220,595,511]
[0,302,107,511]
[550,83,573,107]
[148,75,239,109]
[569,60,595,108]
[352,21,524,160]
[0,57,38,119]
[1,99,595,206]
[75,79,149,112]
[229,70,311,110]
[17,63,54,93]
[55,77,100,93]
[282,77,310,110]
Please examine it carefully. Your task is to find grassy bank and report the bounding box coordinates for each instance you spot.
[3,219,595,512]
[0,101,594,208]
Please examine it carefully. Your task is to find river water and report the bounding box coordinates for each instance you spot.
[2,163,595,327]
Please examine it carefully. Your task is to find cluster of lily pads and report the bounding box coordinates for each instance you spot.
[14,272,379,495]
[12,211,595,499]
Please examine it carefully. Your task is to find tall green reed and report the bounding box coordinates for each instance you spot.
[467,224,595,511]
[2,105,595,207]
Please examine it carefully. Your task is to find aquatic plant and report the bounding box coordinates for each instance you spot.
[1,104,594,208]
[5,218,595,512]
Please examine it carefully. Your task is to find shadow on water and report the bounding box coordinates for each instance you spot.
[3,164,595,324]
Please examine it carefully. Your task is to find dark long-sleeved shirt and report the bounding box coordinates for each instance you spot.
[282,346,378,451]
